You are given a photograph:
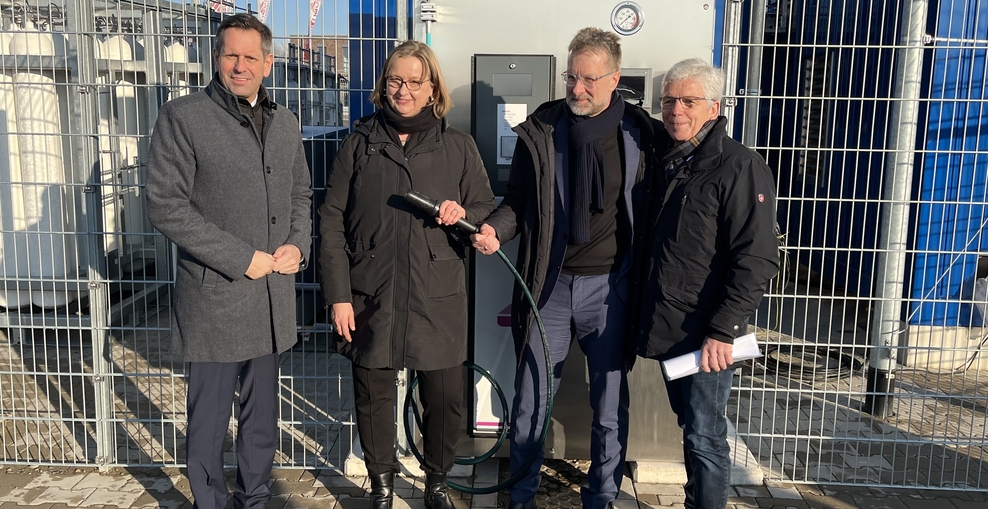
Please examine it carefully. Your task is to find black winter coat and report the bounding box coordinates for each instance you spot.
[482,99,653,362]
[317,112,495,370]
[632,117,779,359]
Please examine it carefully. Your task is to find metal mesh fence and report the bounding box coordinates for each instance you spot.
[0,0,385,469]
[723,0,988,490]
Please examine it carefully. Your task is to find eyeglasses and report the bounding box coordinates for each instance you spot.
[385,76,430,91]
[561,71,616,90]
[660,96,715,110]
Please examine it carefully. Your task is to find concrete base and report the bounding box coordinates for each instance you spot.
[629,420,765,486]
[345,419,763,486]
[344,437,474,478]
[904,325,988,372]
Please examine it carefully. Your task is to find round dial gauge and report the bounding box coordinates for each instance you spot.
[611,2,644,36]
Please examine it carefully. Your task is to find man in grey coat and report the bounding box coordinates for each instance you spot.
[146,14,312,509]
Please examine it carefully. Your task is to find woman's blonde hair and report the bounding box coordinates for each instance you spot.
[370,40,453,118]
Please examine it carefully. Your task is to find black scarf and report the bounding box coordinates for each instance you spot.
[567,91,625,245]
[381,100,442,134]
[659,118,718,184]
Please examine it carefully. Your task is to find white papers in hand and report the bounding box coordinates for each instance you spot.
[660,333,763,381]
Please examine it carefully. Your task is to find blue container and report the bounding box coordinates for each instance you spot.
[909,0,988,326]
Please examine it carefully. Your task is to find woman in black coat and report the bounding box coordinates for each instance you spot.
[318,41,495,509]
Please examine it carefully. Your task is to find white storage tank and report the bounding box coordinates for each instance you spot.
[8,22,78,309]
[113,79,149,249]
[0,68,29,310]
[102,34,144,61]
[96,32,152,262]
[164,39,197,99]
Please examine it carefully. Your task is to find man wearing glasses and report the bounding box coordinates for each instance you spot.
[628,58,779,508]
[471,27,652,509]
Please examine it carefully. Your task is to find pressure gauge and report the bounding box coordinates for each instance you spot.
[611,1,644,36]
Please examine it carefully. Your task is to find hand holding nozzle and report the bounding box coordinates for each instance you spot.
[470,223,500,256]
[404,190,480,234]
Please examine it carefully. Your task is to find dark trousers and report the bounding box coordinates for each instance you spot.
[352,363,464,476]
[509,272,630,509]
[186,353,280,509]
[664,367,734,509]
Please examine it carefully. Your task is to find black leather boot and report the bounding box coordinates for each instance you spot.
[424,472,455,509]
[368,472,394,509]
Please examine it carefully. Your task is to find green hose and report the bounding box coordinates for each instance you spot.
[402,247,554,494]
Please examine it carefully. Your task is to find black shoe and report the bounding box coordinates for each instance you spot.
[368,472,394,509]
[508,499,535,509]
[424,472,455,509]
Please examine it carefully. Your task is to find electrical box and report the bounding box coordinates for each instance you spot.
[471,54,555,196]
[618,67,653,114]
[419,2,437,21]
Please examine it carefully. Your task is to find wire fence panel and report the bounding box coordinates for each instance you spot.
[725,0,988,491]
[0,0,400,470]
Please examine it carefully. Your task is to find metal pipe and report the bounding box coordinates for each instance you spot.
[396,0,408,42]
[866,0,928,419]
[394,0,410,454]
[719,0,744,136]
[396,368,410,454]
[742,0,766,147]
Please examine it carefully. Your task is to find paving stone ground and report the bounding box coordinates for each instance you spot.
[2,459,987,509]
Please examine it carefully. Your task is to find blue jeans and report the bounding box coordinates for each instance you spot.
[664,367,734,509]
[509,272,630,509]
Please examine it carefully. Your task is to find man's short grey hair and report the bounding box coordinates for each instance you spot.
[568,27,622,70]
[662,58,725,101]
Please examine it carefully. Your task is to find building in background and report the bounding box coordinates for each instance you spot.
[284,35,349,125]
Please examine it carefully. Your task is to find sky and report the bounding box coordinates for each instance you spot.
[225,0,350,37]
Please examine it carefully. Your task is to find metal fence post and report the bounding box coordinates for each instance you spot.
[720,0,744,131]
[396,368,410,454]
[69,0,115,470]
[866,0,929,418]
[741,0,766,147]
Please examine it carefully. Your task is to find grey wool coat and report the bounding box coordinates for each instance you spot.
[318,111,495,370]
[147,78,313,363]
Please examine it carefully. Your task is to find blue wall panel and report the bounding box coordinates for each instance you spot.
[910,0,988,325]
